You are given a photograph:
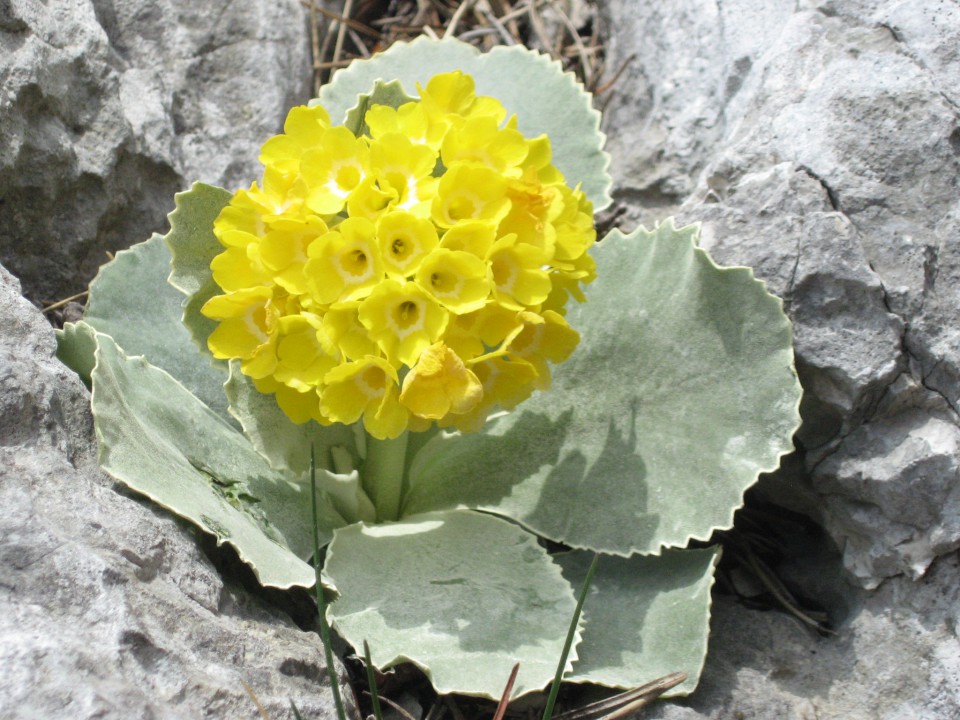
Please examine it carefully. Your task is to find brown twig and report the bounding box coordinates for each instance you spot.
[332,0,356,69]
[593,53,636,95]
[241,679,272,720]
[491,663,520,720]
[550,1,592,86]
[551,673,688,720]
[42,290,88,313]
[364,692,419,720]
[444,0,478,38]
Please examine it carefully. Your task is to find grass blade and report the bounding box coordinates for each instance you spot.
[541,553,599,720]
[290,699,306,720]
[312,445,348,720]
[363,640,385,720]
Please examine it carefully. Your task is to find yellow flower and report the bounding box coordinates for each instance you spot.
[272,313,340,391]
[357,280,448,367]
[301,126,371,215]
[415,248,492,315]
[399,342,482,419]
[323,301,381,360]
[488,234,553,310]
[431,164,510,228]
[369,133,438,216]
[259,104,332,175]
[417,71,507,128]
[441,115,528,174]
[321,357,408,439]
[254,375,327,425]
[259,215,329,295]
[504,310,580,390]
[203,70,595,436]
[202,287,282,379]
[366,101,445,150]
[441,356,537,432]
[377,210,439,279]
[305,217,384,304]
[438,220,497,257]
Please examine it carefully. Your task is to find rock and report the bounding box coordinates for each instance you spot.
[0,264,350,717]
[598,0,960,716]
[813,402,960,587]
[0,0,312,304]
[600,0,959,585]
[647,552,960,720]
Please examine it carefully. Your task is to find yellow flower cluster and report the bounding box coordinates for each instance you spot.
[201,71,596,439]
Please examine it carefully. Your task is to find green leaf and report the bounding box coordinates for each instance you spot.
[225,361,358,476]
[343,79,416,137]
[165,182,233,358]
[225,363,374,523]
[324,510,579,699]
[558,548,720,693]
[405,220,801,555]
[79,233,232,423]
[316,36,611,210]
[90,330,345,589]
[56,320,98,386]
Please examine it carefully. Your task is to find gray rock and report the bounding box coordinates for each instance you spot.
[647,552,960,720]
[599,0,960,716]
[813,406,960,587]
[0,262,351,717]
[601,0,960,587]
[0,0,312,304]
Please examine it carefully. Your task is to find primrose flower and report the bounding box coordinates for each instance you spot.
[201,70,596,438]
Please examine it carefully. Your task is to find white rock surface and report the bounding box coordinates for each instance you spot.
[0,262,350,719]
[0,0,312,302]
[599,0,959,716]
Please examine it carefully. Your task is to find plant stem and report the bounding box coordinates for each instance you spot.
[363,640,384,720]
[363,430,409,521]
[311,446,347,720]
[541,553,600,720]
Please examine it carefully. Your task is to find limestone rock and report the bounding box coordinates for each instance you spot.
[0,0,312,303]
[0,262,350,717]
[600,0,960,587]
[647,553,960,720]
[599,0,960,715]
[813,400,960,587]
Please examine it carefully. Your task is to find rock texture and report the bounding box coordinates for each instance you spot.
[0,0,312,303]
[0,1,354,717]
[599,0,959,716]
[0,261,351,718]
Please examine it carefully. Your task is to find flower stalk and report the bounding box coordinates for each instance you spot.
[363,430,410,521]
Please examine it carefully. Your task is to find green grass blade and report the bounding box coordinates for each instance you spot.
[312,445,348,720]
[363,640,385,720]
[542,553,599,720]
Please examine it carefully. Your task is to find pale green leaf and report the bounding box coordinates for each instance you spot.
[405,220,802,554]
[80,233,232,423]
[344,79,416,137]
[558,548,720,693]
[56,320,98,386]
[224,361,358,476]
[324,509,579,699]
[316,36,611,210]
[90,330,345,589]
[164,182,232,357]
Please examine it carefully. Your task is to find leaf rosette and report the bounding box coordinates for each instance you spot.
[56,38,801,701]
